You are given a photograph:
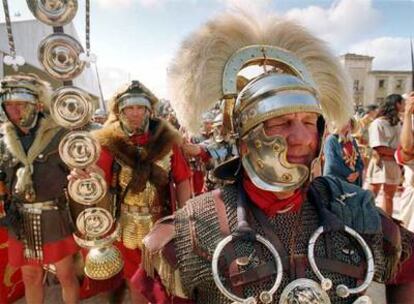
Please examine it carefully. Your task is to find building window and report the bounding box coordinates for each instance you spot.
[395,79,404,89]
[378,79,385,88]
[353,80,359,90]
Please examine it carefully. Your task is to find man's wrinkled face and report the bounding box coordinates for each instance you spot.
[3,100,38,129]
[121,105,149,133]
[263,112,320,166]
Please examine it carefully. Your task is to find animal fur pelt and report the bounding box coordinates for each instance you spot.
[2,115,61,201]
[168,10,352,134]
[92,118,182,193]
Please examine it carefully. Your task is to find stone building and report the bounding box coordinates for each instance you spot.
[340,53,412,107]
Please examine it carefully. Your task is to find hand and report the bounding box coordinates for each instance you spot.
[404,91,414,115]
[182,143,202,157]
[67,165,104,182]
[347,172,360,183]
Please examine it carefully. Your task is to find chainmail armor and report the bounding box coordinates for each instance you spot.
[174,185,397,303]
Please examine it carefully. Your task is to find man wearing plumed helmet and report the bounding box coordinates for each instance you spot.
[0,74,79,303]
[70,80,192,302]
[131,11,414,304]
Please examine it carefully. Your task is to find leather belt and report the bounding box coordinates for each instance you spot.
[22,200,58,211]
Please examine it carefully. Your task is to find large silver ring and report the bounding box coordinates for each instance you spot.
[212,234,283,304]
[51,86,93,129]
[68,172,107,205]
[59,131,100,169]
[76,208,113,238]
[308,226,375,298]
[38,33,85,80]
[27,0,78,26]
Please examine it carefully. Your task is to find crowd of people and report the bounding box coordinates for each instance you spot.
[1,9,414,304]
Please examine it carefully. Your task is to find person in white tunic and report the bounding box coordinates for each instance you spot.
[395,92,414,231]
[366,94,404,216]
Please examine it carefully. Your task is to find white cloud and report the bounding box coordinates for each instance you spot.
[94,0,194,9]
[94,0,135,9]
[218,0,273,20]
[99,52,172,99]
[139,0,167,8]
[284,0,381,49]
[98,66,130,99]
[221,0,272,10]
[131,53,173,98]
[349,37,412,70]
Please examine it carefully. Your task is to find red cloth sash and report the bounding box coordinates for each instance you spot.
[243,175,303,217]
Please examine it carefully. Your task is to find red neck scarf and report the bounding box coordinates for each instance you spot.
[243,175,304,217]
[129,132,150,145]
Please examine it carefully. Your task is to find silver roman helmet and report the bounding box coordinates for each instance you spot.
[236,71,323,192]
[0,74,52,129]
[106,80,159,136]
[168,12,352,193]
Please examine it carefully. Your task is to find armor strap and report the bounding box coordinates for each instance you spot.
[229,256,366,288]
[315,257,366,279]
[249,203,289,268]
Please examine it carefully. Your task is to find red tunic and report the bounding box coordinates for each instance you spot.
[192,148,211,195]
[8,235,78,268]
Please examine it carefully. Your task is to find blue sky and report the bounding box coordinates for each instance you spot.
[2,0,414,99]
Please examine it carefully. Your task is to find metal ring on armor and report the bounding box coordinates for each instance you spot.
[212,234,283,304]
[308,226,375,299]
[38,33,85,80]
[59,131,100,169]
[50,86,94,129]
[26,0,78,26]
[68,172,107,205]
[76,207,113,238]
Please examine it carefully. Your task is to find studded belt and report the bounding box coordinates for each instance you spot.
[20,201,58,262]
[22,200,58,211]
[121,203,162,214]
